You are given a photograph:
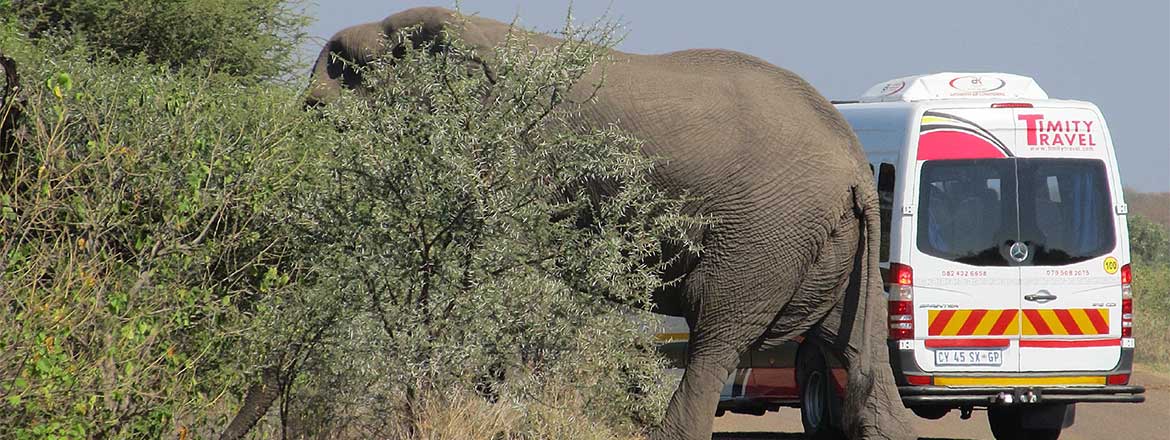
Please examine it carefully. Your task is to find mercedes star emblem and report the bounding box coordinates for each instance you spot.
[1009,242,1029,262]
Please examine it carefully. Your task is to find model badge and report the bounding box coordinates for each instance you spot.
[1009,242,1029,262]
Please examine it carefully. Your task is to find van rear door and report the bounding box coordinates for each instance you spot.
[912,108,1022,374]
[1012,108,1123,373]
[911,106,1124,376]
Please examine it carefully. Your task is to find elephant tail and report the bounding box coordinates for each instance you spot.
[852,172,883,356]
[847,173,887,432]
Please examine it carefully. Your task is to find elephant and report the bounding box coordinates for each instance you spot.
[296,7,915,440]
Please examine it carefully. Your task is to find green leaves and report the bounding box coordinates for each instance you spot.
[46,72,72,98]
[0,6,692,437]
[1,194,15,221]
[0,23,328,438]
[1128,214,1170,369]
[11,0,312,82]
[272,21,690,435]
[1129,214,1169,264]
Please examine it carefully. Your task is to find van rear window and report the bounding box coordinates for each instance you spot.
[917,159,1114,266]
[1019,159,1115,265]
[918,160,1015,266]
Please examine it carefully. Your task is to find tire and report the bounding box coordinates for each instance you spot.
[797,344,846,440]
[988,407,1062,440]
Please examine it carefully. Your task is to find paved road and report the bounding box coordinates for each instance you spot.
[713,365,1169,440]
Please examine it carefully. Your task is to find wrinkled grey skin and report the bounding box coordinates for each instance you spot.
[288,7,914,440]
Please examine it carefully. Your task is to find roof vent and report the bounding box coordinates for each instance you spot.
[858,72,1049,103]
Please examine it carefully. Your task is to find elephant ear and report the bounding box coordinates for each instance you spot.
[305,22,383,106]
[305,7,508,108]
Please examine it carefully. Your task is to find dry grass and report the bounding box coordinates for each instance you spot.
[385,386,648,440]
[406,394,522,440]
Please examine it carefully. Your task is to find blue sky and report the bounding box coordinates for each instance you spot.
[304,1,1170,192]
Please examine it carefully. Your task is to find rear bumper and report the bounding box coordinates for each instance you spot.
[889,340,1145,407]
[900,384,1146,406]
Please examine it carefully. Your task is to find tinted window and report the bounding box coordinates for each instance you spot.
[918,160,1016,266]
[1018,159,1114,265]
[877,163,896,262]
[917,158,1115,266]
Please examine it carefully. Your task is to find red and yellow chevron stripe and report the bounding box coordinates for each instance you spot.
[927,309,1020,336]
[1021,308,1109,336]
[926,308,1111,336]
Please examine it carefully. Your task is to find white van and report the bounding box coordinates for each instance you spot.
[833,72,1146,439]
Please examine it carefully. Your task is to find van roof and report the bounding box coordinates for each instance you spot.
[858,72,1049,103]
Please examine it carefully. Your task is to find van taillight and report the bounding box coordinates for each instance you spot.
[904,374,932,386]
[991,102,1034,108]
[888,263,914,340]
[1121,263,1133,338]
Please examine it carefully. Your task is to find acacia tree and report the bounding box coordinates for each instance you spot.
[7,0,311,82]
[0,36,332,439]
[2,1,695,435]
[235,20,698,438]
[1130,214,1169,264]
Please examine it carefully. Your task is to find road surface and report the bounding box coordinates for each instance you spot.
[713,365,1169,440]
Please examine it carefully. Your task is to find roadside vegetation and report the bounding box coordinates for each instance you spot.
[1128,209,1170,371]
[2,1,1167,439]
[1123,188,1170,371]
[0,1,691,438]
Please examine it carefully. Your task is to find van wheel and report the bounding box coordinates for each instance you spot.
[797,344,845,440]
[988,407,1062,440]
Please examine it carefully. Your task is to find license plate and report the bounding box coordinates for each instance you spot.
[935,349,1003,366]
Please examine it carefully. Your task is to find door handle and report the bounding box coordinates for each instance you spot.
[1024,291,1058,303]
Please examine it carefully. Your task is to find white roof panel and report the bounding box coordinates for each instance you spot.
[858,72,1049,102]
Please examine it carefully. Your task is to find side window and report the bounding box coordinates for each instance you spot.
[877,163,896,262]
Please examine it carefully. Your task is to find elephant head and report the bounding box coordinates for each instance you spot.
[305,7,541,108]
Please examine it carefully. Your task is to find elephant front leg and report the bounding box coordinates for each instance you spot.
[652,341,740,440]
[651,245,794,440]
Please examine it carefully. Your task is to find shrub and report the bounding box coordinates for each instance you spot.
[1126,213,1170,369]
[0,30,331,437]
[258,20,692,438]
[1132,261,1170,369]
[1,5,693,438]
[6,0,311,81]
[1129,214,1169,264]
